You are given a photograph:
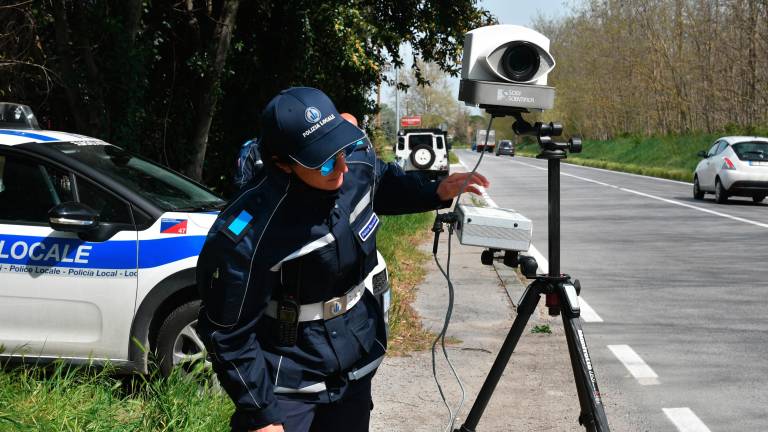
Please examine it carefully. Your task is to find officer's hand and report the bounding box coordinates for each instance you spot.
[252,424,284,432]
[436,172,490,201]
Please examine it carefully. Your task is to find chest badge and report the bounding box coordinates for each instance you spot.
[358,212,379,242]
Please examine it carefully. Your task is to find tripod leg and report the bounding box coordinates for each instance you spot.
[559,284,611,432]
[455,281,542,432]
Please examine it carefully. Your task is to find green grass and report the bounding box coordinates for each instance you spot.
[0,362,231,431]
[531,324,552,334]
[448,150,459,164]
[515,132,768,182]
[377,212,436,354]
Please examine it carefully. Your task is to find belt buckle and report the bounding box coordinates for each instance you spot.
[323,295,348,320]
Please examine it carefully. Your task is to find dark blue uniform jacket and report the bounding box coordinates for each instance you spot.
[196,142,449,431]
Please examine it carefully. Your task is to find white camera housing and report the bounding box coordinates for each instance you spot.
[459,25,556,111]
[461,25,555,85]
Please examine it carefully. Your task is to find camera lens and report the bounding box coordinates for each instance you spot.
[501,42,540,82]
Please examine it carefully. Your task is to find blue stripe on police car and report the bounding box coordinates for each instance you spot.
[0,129,59,142]
[0,234,206,269]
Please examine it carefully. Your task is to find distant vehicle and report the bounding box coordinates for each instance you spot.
[475,129,496,153]
[693,136,768,204]
[495,139,514,156]
[394,128,449,181]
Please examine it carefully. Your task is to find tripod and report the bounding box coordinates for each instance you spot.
[453,111,611,432]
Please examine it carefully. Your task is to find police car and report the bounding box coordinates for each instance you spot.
[0,103,390,376]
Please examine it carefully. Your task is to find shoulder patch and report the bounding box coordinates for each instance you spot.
[222,209,253,242]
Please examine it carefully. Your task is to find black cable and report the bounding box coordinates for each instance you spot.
[431,115,495,431]
[432,226,464,431]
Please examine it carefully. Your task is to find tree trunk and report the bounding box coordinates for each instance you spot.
[125,0,143,44]
[50,0,89,133]
[184,0,241,181]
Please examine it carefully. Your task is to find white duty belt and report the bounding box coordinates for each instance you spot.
[265,281,366,322]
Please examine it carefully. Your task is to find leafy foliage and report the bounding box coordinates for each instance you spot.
[537,1,768,139]
[1,0,492,193]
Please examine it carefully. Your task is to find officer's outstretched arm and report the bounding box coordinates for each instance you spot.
[373,159,453,215]
[196,236,285,431]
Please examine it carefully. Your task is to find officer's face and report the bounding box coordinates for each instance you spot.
[289,151,349,190]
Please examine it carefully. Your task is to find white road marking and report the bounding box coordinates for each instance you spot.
[620,187,768,229]
[458,153,604,324]
[559,158,692,185]
[528,244,548,274]
[526,244,603,322]
[476,185,498,208]
[511,158,768,230]
[607,345,659,385]
[579,298,604,323]
[663,408,712,432]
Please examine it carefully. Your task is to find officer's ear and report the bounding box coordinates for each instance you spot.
[273,156,293,174]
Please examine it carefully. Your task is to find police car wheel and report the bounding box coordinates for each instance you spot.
[156,300,210,377]
[409,145,435,170]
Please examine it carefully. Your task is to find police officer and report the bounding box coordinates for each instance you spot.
[196,87,488,432]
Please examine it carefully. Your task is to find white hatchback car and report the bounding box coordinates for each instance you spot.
[693,136,768,204]
[0,103,391,376]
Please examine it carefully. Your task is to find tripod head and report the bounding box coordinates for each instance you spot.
[481,106,582,159]
[511,111,582,159]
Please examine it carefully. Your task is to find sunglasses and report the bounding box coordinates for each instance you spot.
[319,139,367,176]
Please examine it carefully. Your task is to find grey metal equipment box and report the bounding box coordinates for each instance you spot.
[455,205,532,252]
[459,80,555,111]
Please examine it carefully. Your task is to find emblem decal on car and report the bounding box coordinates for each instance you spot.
[161,218,188,234]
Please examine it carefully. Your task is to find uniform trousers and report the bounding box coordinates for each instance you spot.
[276,377,373,432]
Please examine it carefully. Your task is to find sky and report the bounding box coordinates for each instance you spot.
[382,0,574,116]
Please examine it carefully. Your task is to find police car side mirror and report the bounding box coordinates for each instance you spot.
[697,150,708,158]
[48,202,99,233]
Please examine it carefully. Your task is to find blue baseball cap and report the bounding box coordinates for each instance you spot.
[260,87,365,169]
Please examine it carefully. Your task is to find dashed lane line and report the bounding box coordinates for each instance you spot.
[607,344,660,385]
[663,408,712,432]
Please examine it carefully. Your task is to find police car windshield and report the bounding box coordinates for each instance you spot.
[50,142,225,211]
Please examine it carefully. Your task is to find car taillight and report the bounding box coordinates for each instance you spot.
[722,157,736,170]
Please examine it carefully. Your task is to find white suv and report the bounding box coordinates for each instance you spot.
[394,129,449,181]
[0,104,391,375]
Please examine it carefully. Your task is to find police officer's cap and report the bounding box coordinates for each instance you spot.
[260,87,365,169]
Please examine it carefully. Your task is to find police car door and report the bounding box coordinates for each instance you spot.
[0,150,138,361]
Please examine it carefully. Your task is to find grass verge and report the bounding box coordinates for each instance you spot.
[377,212,436,355]
[0,362,231,431]
[514,132,768,182]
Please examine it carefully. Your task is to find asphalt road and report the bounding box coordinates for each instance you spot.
[456,149,768,432]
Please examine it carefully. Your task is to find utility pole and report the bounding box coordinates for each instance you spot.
[394,65,399,139]
[379,62,393,129]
